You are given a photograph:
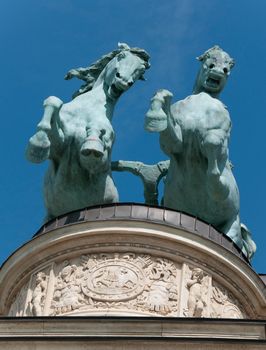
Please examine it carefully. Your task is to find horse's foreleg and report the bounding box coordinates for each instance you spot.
[145,89,173,132]
[26,96,63,163]
[203,131,231,200]
[26,130,51,164]
[37,97,63,132]
[203,131,225,177]
[146,90,182,155]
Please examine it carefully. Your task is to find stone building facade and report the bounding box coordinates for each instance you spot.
[0,204,265,349]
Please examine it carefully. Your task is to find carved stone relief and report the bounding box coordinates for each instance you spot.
[145,257,178,315]
[30,271,48,316]
[51,261,86,315]
[50,253,180,316]
[210,281,244,318]
[184,267,211,317]
[7,253,245,318]
[8,264,53,316]
[182,264,244,318]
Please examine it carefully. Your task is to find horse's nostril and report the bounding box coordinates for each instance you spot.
[81,149,91,156]
[81,148,103,158]
[93,150,102,158]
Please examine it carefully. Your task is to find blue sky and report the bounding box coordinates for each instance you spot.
[0,0,265,272]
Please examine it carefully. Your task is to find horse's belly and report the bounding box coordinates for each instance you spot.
[44,166,118,218]
[163,166,238,226]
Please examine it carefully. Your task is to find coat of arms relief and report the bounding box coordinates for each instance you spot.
[8,252,244,318]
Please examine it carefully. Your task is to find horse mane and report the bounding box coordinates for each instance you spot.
[65,43,150,99]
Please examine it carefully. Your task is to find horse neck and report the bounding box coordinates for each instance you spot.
[192,68,220,99]
[91,72,118,121]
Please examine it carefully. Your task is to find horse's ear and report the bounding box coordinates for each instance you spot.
[229,59,235,69]
[118,42,130,50]
[197,52,210,61]
[117,51,126,61]
[196,55,203,61]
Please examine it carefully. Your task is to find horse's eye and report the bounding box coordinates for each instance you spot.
[117,52,126,60]
[209,63,215,69]
[116,72,121,78]
[223,67,228,74]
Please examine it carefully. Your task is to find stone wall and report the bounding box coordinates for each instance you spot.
[1,205,265,318]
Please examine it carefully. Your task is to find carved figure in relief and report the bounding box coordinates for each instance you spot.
[26,43,150,221]
[186,268,208,317]
[52,263,85,315]
[31,272,48,316]
[145,45,256,260]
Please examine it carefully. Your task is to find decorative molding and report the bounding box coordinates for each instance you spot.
[7,251,246,318]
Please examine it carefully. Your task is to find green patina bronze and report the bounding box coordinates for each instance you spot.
[26,43,255,261]
[26,43,150,221]
[145,46,256,260]
[112,160,170,205]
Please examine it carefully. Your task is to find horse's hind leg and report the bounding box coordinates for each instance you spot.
[207,173,230,200]
[26,96,63,163]
[219,216,243,251]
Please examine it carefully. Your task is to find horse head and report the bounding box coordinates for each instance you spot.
[193,45,235,97]
[65,43,150,100]
[103,43,150,100]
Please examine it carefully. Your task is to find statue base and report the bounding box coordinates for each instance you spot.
[0,203,265,320]
[0,203,266,348]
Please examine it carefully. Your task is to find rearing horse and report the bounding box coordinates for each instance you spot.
[145,46,256,260]
[26,43,150,221]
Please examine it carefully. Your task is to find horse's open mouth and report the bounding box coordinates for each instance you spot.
[110,84,124,97]
[206,77,221,89]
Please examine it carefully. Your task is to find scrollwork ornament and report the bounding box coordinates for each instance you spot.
[211,282,244,318]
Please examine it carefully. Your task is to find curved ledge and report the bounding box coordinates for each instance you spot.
[34,203,248,263]
[0,203,265,319]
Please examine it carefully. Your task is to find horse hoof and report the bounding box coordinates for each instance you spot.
[26,131,50,163]
[145,108,167,132]
[26,145,50,163]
